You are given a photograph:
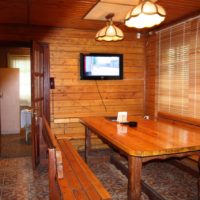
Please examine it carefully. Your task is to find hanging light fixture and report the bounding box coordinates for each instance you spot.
[125,0,166,29]
[96,13,124,42]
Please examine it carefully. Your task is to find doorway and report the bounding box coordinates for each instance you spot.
[0,47,32,158]
[0,41,50,166]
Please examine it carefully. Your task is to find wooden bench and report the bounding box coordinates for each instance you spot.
[157,112,200,128]
[157,112,200,176]
[41,116,111,200]
[41,117,64,200]
[158,112,200,161]
[57,138,111,200]
[56,133,108,150]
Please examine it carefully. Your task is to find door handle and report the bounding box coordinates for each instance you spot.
[30,109,37,117]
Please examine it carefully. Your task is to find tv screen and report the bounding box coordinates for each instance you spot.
[80,53,123,80]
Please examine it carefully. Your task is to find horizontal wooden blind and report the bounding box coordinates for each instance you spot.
[157,17,200,118]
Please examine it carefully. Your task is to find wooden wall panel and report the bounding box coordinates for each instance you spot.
[0,25,146,149]
[145,34,157,118]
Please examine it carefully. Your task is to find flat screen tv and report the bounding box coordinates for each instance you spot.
[80,53,123,80]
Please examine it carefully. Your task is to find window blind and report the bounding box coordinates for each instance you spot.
[157,17,200,118]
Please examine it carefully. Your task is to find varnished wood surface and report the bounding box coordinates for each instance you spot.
[41,116,63,200]
[0,25,145,149]
[43,116,60,150]
[42,116,64,179]
[145,34,157,117]
[158,112,200,128]
[80,116,200,157]
[57,139,111,200]
[0,0,199,32]
[42,115,111,200]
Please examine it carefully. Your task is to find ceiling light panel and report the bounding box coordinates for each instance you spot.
[100,0,140,6]
[84,2,133,22]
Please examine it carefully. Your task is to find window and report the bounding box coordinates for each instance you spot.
[157,17,200,118]
[8,54,31,106]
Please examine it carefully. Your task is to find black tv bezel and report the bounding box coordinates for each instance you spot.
[80,53,123,80]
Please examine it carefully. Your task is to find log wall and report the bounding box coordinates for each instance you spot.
[0,25,146,149]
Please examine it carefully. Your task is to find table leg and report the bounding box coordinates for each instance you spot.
[85,127,91,163]
[128,156,142,200]
[198,156,200,200]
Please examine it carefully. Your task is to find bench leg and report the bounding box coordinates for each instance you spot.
[48,148,61,200]
[128,156,142,200]
[85,127,91,163]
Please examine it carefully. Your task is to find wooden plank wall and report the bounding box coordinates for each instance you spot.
[145,34,157,118]
[0,25,146,149]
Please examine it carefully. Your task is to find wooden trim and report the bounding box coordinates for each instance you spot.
[82,0,100,20]
[42,43,50,124]
[43,116,60,150]
[0,40,31,47]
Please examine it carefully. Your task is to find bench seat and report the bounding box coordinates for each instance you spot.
[57,138,111,200]
[41,117,111,200]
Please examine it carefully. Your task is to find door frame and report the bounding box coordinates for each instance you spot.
[0,40,50,159]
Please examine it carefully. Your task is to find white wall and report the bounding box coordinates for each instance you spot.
[0,68,20,134]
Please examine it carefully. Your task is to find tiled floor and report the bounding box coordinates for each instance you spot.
[84,150,198,200]
[0,132,48,200]
[0,133,31,158]
[0,148,198,200]
[0,157,49,200]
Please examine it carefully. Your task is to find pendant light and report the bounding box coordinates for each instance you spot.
[96,13,124,41]
[125,0,166,29]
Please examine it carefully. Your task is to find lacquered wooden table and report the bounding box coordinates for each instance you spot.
[80,116,200,200]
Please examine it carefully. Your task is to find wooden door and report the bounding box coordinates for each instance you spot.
[31,42,50,169]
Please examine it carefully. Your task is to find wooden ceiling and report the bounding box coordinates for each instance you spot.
[0,0,200,32]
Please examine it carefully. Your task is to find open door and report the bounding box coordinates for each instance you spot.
[31,41,50,169]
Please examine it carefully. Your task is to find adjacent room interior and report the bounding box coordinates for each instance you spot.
[0,47,32,158]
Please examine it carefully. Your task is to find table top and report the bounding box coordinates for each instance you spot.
[80,116,200,157]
